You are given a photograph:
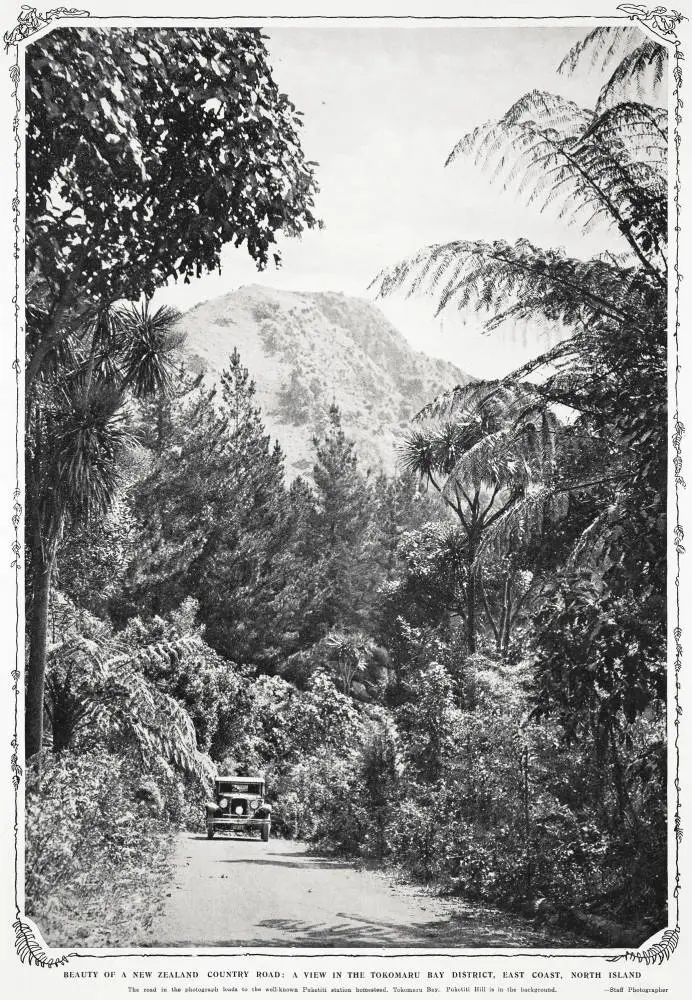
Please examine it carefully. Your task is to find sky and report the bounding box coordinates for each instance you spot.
[154,23,630,378]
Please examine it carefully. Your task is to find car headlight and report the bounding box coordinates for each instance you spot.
[234,805,244,815]
[219,797,228,809]
[250,798,260,810]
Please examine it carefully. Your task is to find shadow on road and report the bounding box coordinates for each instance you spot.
[219,854,356,871]
[249,913,581,948]
[146,909,585,949]
[147,834,590,950]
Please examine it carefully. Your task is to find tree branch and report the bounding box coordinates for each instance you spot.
[479,577,500,643]
[25,244,92,388]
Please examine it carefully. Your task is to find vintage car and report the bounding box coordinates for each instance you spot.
[205,775,272,841]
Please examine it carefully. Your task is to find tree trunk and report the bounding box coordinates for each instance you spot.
[609,725,642,835]
[467,580,475,652]
[26,551,54,759]
[466,544,477,654]
[501,588,513,660]
[48,682,79,753]
[522,745,532,897]
[479,576,500,650]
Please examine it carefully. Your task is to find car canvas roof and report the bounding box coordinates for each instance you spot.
[216,776,264,782]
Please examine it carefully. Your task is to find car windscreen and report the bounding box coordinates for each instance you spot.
[217,782,263,795]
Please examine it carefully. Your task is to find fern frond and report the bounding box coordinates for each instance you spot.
[596,40,667,111]
[576,104,668,208]
[371,238,654,334]
[47,633,215,784]
[474,484,570,566]
[557,26,641,77]
[557,25,666,111]
[446,92,667,276]
[617,925,680,964]
[91,639,214,781]
[447,406,559,497]
[14,918,75,967]
[417,379,524,423]
[442,426,526,495]
[448,90,590,167]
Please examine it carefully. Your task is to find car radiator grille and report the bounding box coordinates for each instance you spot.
[230,798,248,815]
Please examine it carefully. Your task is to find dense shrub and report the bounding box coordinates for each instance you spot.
[270,756,366,849]
[25,749,201,904]
[25,747,199,945]
[264,655,666,928]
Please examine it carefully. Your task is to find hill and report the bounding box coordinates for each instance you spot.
[177,285,473,477]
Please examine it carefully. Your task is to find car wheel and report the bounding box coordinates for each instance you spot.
[207,828,215,839]
[261,824,270,842]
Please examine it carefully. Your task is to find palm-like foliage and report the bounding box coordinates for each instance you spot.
[45,378,131,535]
[25,298,184,758]
[402,381,560,652]
[28,298,184,536]
[324,629,375,696]
[113,302,184,397]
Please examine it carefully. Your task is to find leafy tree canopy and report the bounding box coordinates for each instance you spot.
[26,26,320,384]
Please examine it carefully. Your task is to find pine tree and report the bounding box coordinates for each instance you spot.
[306,405,379,640]
[115,351,299,670]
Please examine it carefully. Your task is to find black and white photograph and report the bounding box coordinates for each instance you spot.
[1,0,689,986]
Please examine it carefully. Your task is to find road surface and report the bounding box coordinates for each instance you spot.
[144,833,587,949]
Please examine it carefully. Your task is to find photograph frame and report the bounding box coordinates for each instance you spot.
[2,1,688,990]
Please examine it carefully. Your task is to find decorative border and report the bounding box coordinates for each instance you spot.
[3,6,89,51]
[5,3,685,968]
[617,3,686,42]
[601,2,687,970]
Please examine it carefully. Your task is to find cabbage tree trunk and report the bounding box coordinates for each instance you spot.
[26,549,54,760]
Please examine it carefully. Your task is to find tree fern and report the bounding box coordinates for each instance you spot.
[447,91,666,278]
[372,26,669,334]
[557,26,642,77]
[410,376,631,581]
[474,483,569,564]
[557,25,667,111]
[371,237,657,333]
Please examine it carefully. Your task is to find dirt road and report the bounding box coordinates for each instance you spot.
[144,833,587,949]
